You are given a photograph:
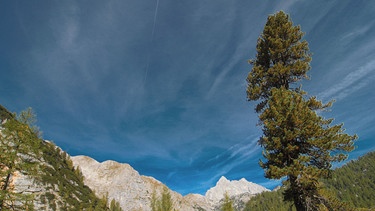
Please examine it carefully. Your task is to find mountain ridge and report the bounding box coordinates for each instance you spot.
[71,155,269,211]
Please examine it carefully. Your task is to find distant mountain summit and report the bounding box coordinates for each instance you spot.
[206,176,270,204]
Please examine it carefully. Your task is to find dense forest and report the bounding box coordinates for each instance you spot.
[244,152,375,211]
[325,151,375,209]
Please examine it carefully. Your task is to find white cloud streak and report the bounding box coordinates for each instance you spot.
[340,22,374,42]
[144,0,160,83]
[200,136,260,188]
[206,47,243,100]
[276,0,300,12]
[319,60,375,101]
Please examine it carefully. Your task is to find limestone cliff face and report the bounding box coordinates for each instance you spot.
[71,155,209,211]
[11,171,64,210]
[71,156,269,211]
[71,156,147,210]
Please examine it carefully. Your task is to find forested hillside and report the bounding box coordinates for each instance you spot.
[244,152,375,210]
[0,105,121,210]
[325,151,375,209]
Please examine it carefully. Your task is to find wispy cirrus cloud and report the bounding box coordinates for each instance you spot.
[340,22,374,43]
[198,136,261,188]
[319,60,375,101]
[276,0,301,12]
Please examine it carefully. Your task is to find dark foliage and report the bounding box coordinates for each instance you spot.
[0,105,14,121]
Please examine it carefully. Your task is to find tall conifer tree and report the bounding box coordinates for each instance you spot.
[247,11,357,210]
[221,193,234,211]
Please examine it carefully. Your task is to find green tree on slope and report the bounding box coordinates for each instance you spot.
[246,11,357,210]
[109,198,122,211]
[151,187,174,211]
[0,108,42,210]
[221,192,234,211]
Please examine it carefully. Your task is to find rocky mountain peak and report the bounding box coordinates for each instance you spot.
[217,176,230,185]
[206,176,270,204]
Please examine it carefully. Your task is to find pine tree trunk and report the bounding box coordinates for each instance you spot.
[293,198,306,211]
[294,203,305,211]
[289,175,306,211]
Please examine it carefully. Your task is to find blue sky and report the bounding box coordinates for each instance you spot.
[1,0,375,195]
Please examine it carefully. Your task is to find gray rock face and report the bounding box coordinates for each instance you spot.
[11,168,64,210]
[71,155,149,210]
[71,156,269,211]
[71,155,204,211]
